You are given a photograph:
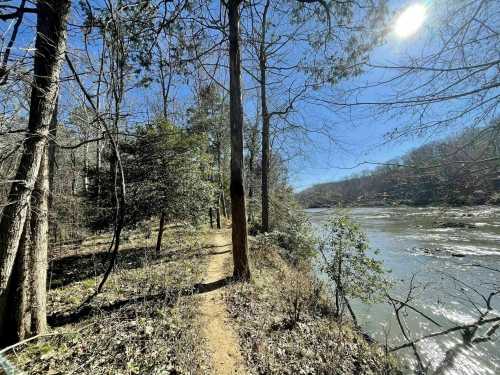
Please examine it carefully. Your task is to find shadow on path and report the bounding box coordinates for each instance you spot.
[49,247,231,290]
[48,276,234,328]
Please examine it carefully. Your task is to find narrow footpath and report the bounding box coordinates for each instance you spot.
[199,229,246,375]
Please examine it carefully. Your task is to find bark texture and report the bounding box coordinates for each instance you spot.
[259,0,271,233]
[227,0,250,281]
[29,144,49,335]
[0,0,71,346]
[0,212,32,346]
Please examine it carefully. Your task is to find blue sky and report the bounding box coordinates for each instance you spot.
[287,0,471,191]
[3,0,491,192]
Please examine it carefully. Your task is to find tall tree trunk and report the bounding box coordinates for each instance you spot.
[247,124,257,224]
[2,217,31,345]
[15,218,32,340]
[220,188,227,219]
[260,0,271,233]
[227,0,250,281]
[96,136,102,201]
[0,0,71,346]
[0,217,32,345]
[48,99,58,211]
[29,142,50,335]
[156,212,166,255]
[71,151,77,195]
[157,44,172,119]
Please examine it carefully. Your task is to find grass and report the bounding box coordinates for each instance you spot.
[6,221,213,374]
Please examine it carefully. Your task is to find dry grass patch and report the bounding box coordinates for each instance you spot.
[224,240,400,375]
[6,222,213,374]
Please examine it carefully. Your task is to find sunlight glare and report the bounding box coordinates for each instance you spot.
[394,3,427,38]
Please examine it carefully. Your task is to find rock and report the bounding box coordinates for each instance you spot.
[434,221,476,229]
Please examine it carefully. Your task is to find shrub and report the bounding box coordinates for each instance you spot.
[319,213,387,318]
[264,207,317,263]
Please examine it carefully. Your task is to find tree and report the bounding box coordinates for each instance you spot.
[225,0,251,280]
[0,0,71,346]
[188,84,230,220]
[248,0,307,233]
[243,0,386,232]
[120,120,215,252]
[319,213,386,324]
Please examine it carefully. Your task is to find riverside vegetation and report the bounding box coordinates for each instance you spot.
[2,212,400,374]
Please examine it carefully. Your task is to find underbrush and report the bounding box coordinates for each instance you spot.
[6,222,212,374]
[225,238,400,375]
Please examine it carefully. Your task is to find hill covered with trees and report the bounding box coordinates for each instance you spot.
[297,125,500,208]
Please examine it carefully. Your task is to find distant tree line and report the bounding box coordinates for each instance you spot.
[297,123,500,208]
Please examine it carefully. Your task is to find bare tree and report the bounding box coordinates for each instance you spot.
[319,0,499,141]
[387,268,500,374]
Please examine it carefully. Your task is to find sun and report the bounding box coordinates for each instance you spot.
[394,3,427,38]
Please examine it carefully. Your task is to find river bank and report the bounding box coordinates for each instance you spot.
[224,234,400,374]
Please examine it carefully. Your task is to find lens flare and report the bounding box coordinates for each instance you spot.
[394,3,427,38]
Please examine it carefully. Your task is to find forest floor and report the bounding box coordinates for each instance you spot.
[3,221,398,375]
[4,221,244,375]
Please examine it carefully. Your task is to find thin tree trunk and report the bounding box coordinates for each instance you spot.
[247,125,257,224]
[156,212,166,255]
[216,207,221,229]
[65,49,126,301]
[29,142,50,335]
[48,98,58,240]
[220,190,227,218]
[158,44,172,119]
[96,137,101,200]
[83,143,89,193]
[0,0,71,346]
[260,0,271,233]
[217,141,228,218]
[95,39,104,203]
[71,151,77,195]
[48,98,58,212]
[209,207,214,229]
[227,0,250,281]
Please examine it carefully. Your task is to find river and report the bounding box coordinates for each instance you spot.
[306,206,500,375]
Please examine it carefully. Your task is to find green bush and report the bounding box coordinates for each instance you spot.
[255,212,316,264]
[319,213,387,317]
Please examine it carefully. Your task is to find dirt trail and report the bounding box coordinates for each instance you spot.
[199,230,246,375]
